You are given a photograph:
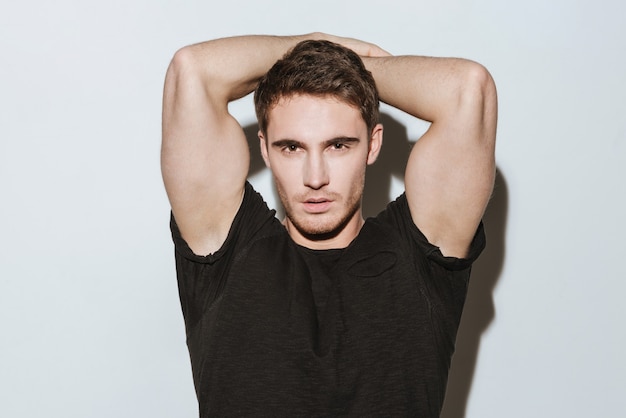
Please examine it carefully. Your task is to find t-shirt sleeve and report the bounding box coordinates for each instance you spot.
[169,182,276,332]
[170,181,275,263]
[376,193,486,271]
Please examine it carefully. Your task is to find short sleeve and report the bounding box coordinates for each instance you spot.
[375,193,486,271]
[170,182,276,263]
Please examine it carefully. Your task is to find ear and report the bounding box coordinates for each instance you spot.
[258,130,271,168]
[366,123,384,165]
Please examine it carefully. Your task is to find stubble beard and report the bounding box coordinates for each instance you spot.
[276,179,365,241]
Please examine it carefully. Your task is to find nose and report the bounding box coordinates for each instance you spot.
[303,153,329,190]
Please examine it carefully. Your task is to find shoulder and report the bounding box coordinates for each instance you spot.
[371,194,486,272]
[171,182,281,263]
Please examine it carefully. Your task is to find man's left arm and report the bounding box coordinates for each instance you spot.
[363,55,497,258]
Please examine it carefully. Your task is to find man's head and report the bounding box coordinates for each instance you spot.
[254,40,383,248]
[254,39,380,136]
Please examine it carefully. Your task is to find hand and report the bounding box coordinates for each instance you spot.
[317,33,392,57]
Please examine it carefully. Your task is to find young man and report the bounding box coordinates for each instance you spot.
[162,33,497,416]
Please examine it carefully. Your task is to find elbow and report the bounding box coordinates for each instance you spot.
[458,61,498,143]
[460,62,497,112]
[163,45,211,115]
[165,46,202,88]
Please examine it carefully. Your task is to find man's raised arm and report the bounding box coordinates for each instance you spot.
[161,34,313,255]
[363,56,498,258]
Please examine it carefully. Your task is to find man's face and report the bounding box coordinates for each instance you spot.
[259,94,382,248]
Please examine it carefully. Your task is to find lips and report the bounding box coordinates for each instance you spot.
[302,198,332,213]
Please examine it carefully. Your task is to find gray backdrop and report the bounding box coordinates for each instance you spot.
[1,0,624,416]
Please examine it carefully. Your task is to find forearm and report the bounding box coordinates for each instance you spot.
[363,55,497,128]
[170,33,324,104]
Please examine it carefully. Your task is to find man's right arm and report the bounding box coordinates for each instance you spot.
[161,34,313,256]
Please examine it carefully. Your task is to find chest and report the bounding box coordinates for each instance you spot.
[188,235,449,415]
[205,240,433,364]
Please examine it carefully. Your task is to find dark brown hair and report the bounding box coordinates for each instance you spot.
[254,39,379,135]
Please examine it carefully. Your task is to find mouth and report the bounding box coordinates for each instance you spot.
[302,198,332,213]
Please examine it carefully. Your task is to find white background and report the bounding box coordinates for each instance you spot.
[1,1,625,417]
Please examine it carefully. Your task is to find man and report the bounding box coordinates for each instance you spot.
[162,33,497,417]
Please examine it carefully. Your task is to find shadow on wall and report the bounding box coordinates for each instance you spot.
[441,168,507,418]
[245,113,508,417]
[245,123,268,177]
[362,113,411,217]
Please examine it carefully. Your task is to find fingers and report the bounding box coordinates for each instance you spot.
[344,39,392,58]
[318,33,392,58]
[364,43,392,57]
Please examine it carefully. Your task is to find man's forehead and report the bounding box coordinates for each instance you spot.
[265,94,367,135]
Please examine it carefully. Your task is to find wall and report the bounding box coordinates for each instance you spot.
[1,1,624,416]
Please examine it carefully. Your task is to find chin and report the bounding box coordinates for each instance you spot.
[300,220,341,238]
[287,209,358,241]
[293,223,343,242]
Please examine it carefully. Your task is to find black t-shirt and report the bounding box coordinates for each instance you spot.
[170,182,485,417]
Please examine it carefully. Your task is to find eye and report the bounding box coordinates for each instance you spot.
[328,137,359,151]
[280,143,300,153]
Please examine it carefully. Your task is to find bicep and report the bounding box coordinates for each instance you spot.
[405,74,497,258]
[161,53,249,255]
